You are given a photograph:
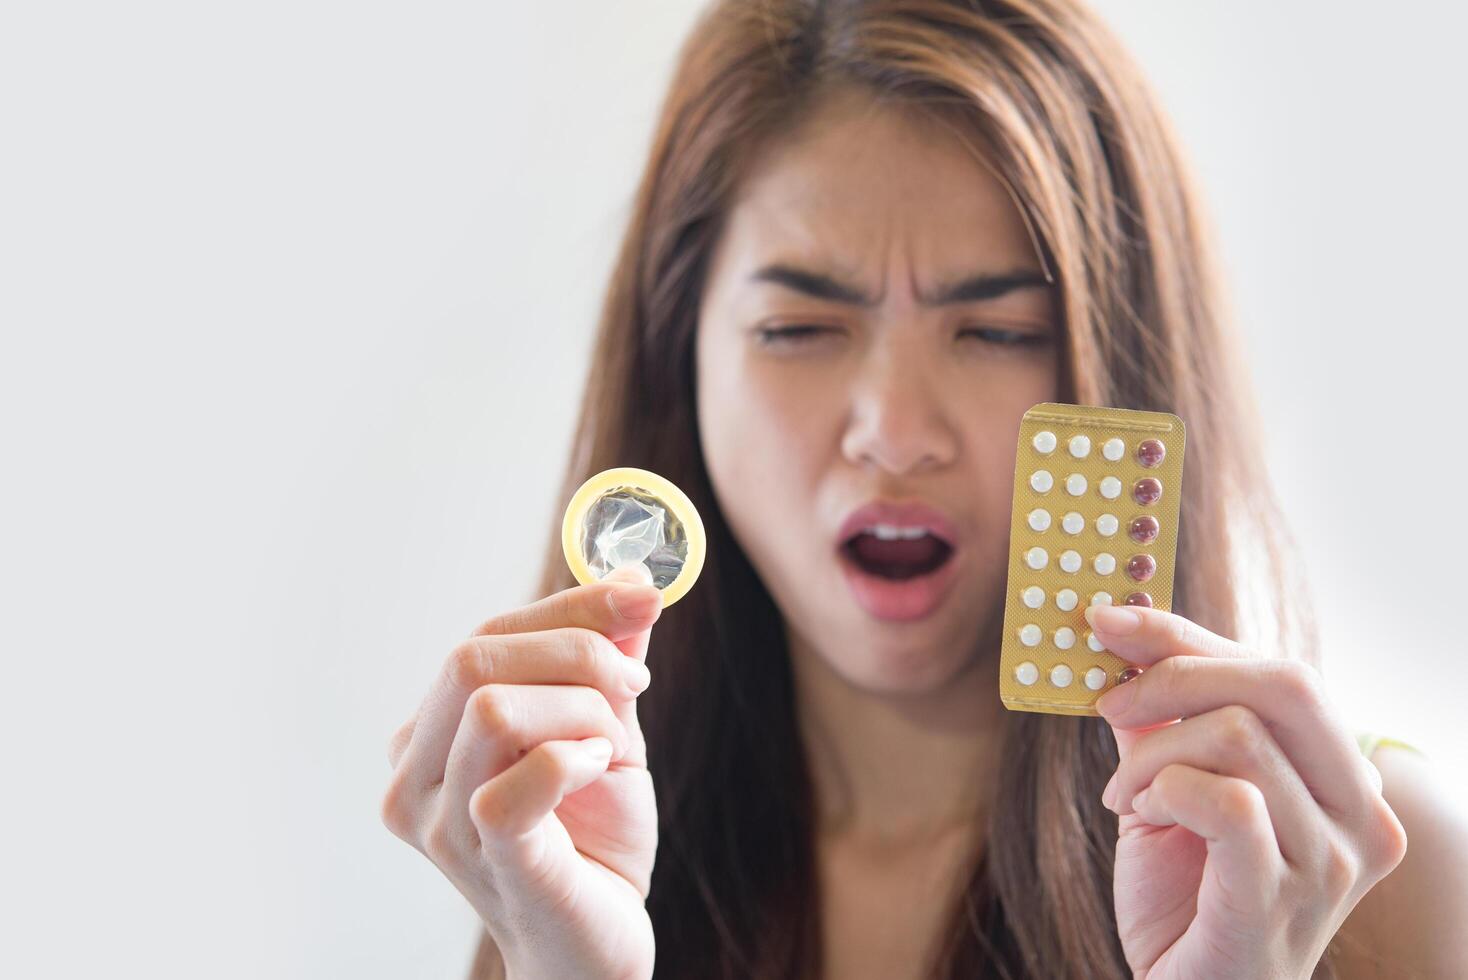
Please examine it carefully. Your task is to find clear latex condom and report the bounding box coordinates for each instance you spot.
[561,466,706,608]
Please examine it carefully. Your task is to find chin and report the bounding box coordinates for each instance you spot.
[827,634,976,695]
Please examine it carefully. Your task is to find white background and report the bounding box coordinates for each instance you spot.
[3,2,1464,977]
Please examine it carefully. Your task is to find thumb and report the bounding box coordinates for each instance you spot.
[599,563,660,769]
[600,562,661,663]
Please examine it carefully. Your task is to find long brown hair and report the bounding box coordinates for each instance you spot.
[471,0,1327,976]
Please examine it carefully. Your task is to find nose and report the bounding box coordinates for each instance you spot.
[839,336,959,477]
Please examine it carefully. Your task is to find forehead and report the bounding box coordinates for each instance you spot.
[717,89,1039,283]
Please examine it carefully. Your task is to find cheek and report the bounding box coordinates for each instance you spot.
[700,356,836,480]
[955,385,1050,549]
[697,354,838,558]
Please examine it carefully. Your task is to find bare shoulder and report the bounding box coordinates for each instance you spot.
[1330,746,1468,979]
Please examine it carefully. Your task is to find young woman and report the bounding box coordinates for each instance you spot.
[381,1,1467,976]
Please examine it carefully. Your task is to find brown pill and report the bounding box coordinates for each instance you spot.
[1117,666,1144,684]
[1128,515,1160,544]
[1133,477,1162,506]
[1137,439,1166,468]
[1126,553,1156,582]
[1123,591,1153,607]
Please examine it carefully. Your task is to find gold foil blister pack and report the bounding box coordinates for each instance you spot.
[999,403,1185,716]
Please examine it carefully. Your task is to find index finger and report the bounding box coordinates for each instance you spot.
[1085,605,1250,762]
[1084,603,1249,667]
[1086,603,1244,768]
[1086,604,1377,817]
[472,567,663,645]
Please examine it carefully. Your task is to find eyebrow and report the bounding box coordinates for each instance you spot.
[748,262,1052,307]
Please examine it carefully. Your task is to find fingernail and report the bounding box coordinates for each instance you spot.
[604,563,654,585]
[1096,672,1138,717]
[609,584,661,620]
[622,657,651,694]
[1131,787,1150,812]
[1091,605,1142,635]
[1102,772,1119,810]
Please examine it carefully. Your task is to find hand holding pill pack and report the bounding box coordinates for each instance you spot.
[999,403,1186,716]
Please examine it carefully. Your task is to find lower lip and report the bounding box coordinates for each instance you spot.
[837,544,961,622]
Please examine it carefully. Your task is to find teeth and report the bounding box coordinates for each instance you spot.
[865,523,931,541]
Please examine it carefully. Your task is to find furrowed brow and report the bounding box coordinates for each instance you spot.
[749,262,1051,307]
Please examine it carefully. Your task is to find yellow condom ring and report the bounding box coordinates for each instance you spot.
[561,466,706,608]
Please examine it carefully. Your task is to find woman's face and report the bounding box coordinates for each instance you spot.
[695,87,1060,694]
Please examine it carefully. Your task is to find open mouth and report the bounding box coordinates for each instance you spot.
[841,530,956,580]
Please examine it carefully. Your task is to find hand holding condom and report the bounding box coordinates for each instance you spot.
[381,466,703,980]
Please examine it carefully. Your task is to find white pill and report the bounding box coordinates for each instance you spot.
[1068,434,1091,458]
[1065,473,1087,496]
[1030,469,1054,493]
[1015,661,1039,685]
[1050,663,1074,687]
[1096,514,1119,537]
[1059,550,1082,573]
[1027,508,1052,532]
[1099,476,1122,500]
[1102,438,1125,462]
[1019,624,1042,647]
[1056,588,1078,611]
[1093,553,1116,575]
[1025,547,1048,570]
[1061,511,1084,534]
[1090,591,1113,606]
[1084,666,1108,690]
[1054,626,1076,650]
[1022,585,1045,608]
[1032,430,1057,454]
[1086,631,1106,652]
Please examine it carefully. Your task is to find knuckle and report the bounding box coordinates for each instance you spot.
[567,627,609,675]
[1148,762,1185,800]
[386,717,416,766]
[480,589,571,637]
[446,641,489,691]
[1272,659,1325,708]
[422,815,463,864]
[1152,655,1193,702]
[536,741,577,784]
[1215,777,1267,824]
[539,589,573,630]
[468,684,517,740]
[1216,704,1264,755]
[1176,616,1222,658]
[1167,612,1196,648]
[474,610,511,636]
[1166,613,1241,660]
[1367,798,1410,874]
[1318,840,1360,898]
[379,775,416,841]
[470,781,510,836]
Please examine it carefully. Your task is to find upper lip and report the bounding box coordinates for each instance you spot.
[837,499,960,549]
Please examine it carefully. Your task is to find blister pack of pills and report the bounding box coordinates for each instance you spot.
[999,403,1186,716]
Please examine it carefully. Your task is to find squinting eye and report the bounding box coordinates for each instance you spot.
[755,325,834,345]
[959,327,1051,347]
